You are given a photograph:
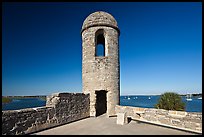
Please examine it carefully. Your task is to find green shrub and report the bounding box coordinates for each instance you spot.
[155,92,185,111]
[2,97,12,103]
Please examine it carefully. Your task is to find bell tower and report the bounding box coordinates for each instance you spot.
[81,11,120,117]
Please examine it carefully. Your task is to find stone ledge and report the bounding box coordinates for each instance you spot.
[115,105,202,133]
[132,118,202,134]
[168,110,187,118]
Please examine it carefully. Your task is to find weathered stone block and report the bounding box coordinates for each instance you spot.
[117,112,128,125]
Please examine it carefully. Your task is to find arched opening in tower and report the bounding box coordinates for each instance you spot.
[95,31,105,56]
[95,90,107,116]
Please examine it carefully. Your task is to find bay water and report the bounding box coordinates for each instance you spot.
[120,95,202,112]
[2,98,46,111]
[2,95,202,112]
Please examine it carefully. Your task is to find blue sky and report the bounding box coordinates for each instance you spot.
[2,2,202,96]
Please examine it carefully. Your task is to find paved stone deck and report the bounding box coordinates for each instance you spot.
[34,114,198,135]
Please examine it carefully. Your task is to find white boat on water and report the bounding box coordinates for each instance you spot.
[148,97,151,100]
[133,97,138,99]
[198,97,202,100]
[186,94,192,101]
[186,98,192,101]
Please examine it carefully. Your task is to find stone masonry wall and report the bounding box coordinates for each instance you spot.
[2,93,90,135]
[115,105,202,134]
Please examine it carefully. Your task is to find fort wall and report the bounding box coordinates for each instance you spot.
[115,105,202,134]
[2,95,202,135]
[2,93,90,135]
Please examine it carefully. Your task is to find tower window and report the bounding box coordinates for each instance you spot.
[96,43,105,56]
[95,30,105,56]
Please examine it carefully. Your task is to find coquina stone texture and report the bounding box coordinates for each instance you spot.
[115,105,202,134]
[2,93,90,135]
[81,11,120,117]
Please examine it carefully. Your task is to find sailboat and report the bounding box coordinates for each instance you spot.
[186,94,192,101]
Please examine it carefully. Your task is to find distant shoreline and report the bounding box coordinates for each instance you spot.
[2,95,47,98]
[2,96,46,104]
[121,93,202,97]
[2,97,12,104]
[3,93,202,97]
[2,93,202,103]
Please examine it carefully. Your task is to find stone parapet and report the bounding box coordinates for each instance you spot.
[115,105,202,134]
[2,92,90,135]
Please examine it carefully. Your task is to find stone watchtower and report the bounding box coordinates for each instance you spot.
[81,11,120,117]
